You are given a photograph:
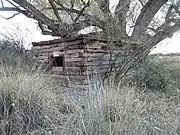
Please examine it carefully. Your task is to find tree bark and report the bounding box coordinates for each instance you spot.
[132,0,168,40]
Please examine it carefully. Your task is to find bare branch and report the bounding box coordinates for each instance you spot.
[80,0,86,5]
[74,0,90,22]
[42,6,83,15]
[0,0,4,8]
[0,12,20,19]
[132,0,168,39]
[0,7,22,12]
[148,5,176,35]
[53,0,75,21]
[146,18,180,51]
[70,0,75,9]
[94,0,110,13]
[137,0,144,7]
[114,0,130,36]
[48,0,62,21]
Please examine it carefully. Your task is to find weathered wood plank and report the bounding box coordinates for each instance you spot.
[65,49,84,54]
[50,71,81,76]
[86,49,109,53]
[65,58,84,62]
[51,66,86,73]
[33,39,86,47]
[82,53,110,57]
[36,59,48,63]
[34,44,85,53]
[33,55,49,60]
[82,70,107,76]
[65,62,82,67]
[65,53,80,58]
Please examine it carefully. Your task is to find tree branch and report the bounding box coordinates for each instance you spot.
[0,7,23,12]
[144,17,180,53]
[94,0,110,13]
[0,0,4,8]
[114,0,130,36]
[148,5,176,36]
[137,0,144,7]
[0,12,20,19]
[74,0,90,22]
[48,0,62,21]
[132,0,168,39]
[10,0,72,37]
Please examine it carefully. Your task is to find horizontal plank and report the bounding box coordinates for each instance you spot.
[83,60,119,66]
[49,71,81,76]
[33,55,49,60]
[82,53,110,57]
[86,49,109,53]
[65,53,80,58]
[51,66,87,73]
[65,58,84,62]
[36,59,48,63]
[82,71,107,76]
[85,57,111,62]
[34,44,85,53]
[65,62,82,67]
[33,39,85,47]
[65,49,84,54]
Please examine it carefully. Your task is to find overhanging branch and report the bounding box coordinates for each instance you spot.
[132,0,168,39]
[146,18,180,49]
[0,7,23,12]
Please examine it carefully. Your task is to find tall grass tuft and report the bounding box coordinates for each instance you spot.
[55,80,180,135]
[0,68,58,134]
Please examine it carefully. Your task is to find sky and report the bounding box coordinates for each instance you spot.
[0,0,180,53]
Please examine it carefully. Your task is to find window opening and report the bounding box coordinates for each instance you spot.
[52,56,64,67]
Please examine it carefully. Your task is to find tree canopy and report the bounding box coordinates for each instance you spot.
[0,0,180,48]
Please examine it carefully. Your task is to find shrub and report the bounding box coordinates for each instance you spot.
[0,39,33,71]
[130,57,173,91]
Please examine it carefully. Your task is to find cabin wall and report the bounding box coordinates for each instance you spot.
[32,39,86,76]
[82,40,134,77]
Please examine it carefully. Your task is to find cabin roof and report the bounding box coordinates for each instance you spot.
[32,34,141,46]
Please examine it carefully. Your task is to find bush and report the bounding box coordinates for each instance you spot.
[0,39,33,71]
[130,57,174,91]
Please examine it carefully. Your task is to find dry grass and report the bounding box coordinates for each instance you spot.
[1,58,180,135]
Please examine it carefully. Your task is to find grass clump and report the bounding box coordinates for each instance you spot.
[0,68,57,135]
[60,82,180,135]
[1,64,180,134]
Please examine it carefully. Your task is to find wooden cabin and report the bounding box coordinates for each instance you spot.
[32,34,140,87]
